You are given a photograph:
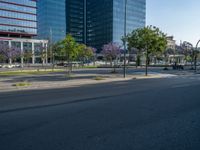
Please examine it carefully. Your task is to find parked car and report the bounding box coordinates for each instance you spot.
[1,64,21,69]
[6,65,15,68]
[14,64,21,68]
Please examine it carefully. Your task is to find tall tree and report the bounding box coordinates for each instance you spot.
[38,44,47,66]
[52,41,63,62]
[129,48,141,67]
[22,49,33,65]
[60,34,79,72]
[181,41,193,67]
[77,44,95,66]
[0,42,21,64]
[102,42,121,72]
[128,26,167,75]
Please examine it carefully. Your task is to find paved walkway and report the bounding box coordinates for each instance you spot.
[0,69,176,92]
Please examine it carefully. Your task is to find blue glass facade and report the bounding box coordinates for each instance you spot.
[37,0,66,42]
[66,0,146,50]
[113,0,146,43]
[86,0,113,51]
[37,0,146,50]
[66,0,85,43]
[0,0,37,37]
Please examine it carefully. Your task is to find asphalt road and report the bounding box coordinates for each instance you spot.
[0,75,200,150]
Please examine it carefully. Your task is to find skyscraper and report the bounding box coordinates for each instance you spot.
[86,0,113,50]
[90,0,146,50]
[0,0,37,38]
[66,0,86,44]
[38,0,146,50]
[112,0,146,43]
[0,0,48,64]
[37,0,66,42]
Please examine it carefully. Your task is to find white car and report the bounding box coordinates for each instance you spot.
[2,65,14,68]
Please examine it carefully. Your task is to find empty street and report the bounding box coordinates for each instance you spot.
[0,75,200,150]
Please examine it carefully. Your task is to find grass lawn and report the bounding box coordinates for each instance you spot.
[0,66,98,76]
[0,69,65,76]
[93,76,106,81]
[12,82,32,87]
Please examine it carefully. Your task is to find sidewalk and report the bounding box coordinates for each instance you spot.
[0,71,176,93]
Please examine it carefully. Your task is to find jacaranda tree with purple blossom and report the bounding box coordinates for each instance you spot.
[102,42,121,72]
[0,41,7,63]
[0,41,21,64]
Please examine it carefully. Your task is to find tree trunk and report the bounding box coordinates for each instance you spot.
[136,55,141,68]
[194,56,197,71]
[21,57,24,69]
[9,58,12,65]
[93,56,96,66]
[145,49,148,76]
[110,58,112,68]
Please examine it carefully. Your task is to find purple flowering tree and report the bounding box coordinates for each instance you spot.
[102,42,121,72]
[0,42,8,63]
[0,42,21,64]
[91,47,97,54]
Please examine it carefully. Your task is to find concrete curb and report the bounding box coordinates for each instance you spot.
[0,73,177,93]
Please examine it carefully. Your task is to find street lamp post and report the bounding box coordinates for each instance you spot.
[49,28,53,64]
[182,41,193,69]
[195,40,200,72]
[49,28,65,69]
[123,0,127,78]
[49,28,55,70]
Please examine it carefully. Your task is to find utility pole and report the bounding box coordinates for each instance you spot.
[195,40,200,72]
[123,0,127,78]
[49,28,54,69]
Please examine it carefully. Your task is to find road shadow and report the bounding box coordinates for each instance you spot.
[0,77,167,114]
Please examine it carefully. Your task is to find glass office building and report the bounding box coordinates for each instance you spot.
[37,0,66,42]
[86,0,113,51]
[113,0,146,43]
[0,37,48,64]
[0,0,49,64]
[67,0,146,51]
[66,0,85,44]
[0,0,37,38]
[66,0,114,50]
[38,0,146,50]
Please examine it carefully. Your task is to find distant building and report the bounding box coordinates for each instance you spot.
[166,36,176,50]
[0,37,48,64]
[37,0,66,42]
[66,0,85,44]
[0,0,48,64]
[0,0,37,38]
[38,0,146,51]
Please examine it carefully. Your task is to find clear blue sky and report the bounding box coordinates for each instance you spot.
[146,0,200,45]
